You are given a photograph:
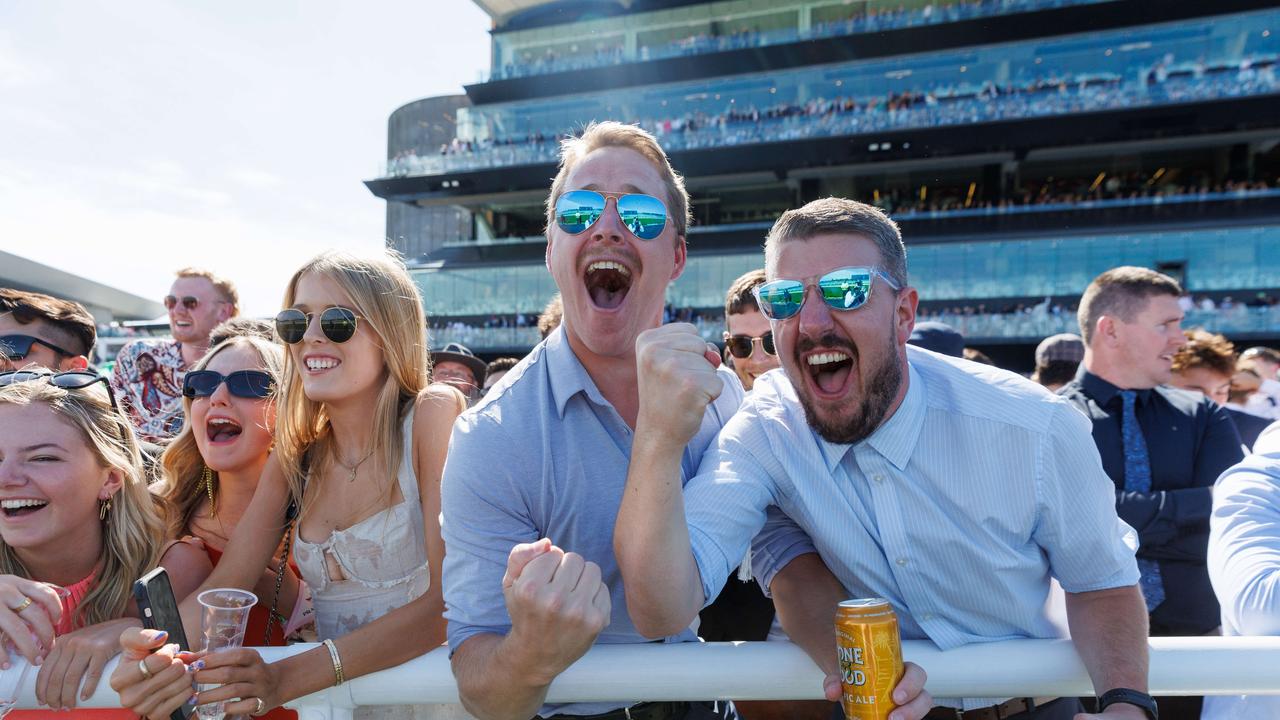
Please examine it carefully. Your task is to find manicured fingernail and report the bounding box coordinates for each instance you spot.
[893,689,905,702]
[155,631,168,641]
[34,656,43,666]
[189,693,200,705]
[192,660,205,671]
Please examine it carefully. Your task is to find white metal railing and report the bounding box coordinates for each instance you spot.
[13,638,1280,720]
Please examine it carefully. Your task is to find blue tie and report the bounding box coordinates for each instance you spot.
[1119,390,1165,612]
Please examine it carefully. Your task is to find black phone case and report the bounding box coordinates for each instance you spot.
[132,567,194,720]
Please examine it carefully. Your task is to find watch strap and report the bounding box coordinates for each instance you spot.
[1097,688,1158,720]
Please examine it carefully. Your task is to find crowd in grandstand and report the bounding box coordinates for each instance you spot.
[491,0,1106,80]
[5,121,1280,720]
[385,51,1277,179]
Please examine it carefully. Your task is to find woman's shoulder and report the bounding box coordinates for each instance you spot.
[414,384,467,424]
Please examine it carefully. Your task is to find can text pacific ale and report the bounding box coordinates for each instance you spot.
[835,598,903,720]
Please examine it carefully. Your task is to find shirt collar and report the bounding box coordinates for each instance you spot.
[545,326,611,418]
[815,359,926,473]
[1077,367,1153,407]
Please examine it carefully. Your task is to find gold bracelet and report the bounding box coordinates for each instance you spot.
[322,639,345,686]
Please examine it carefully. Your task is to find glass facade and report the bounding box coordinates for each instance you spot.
[382,10,1279,178]
[412,224,1280,320]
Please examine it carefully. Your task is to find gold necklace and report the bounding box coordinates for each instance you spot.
[334,446,375,483]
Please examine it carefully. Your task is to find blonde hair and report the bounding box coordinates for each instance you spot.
[0,380,164,628]
[157,336,283,540]
[545,121,691,241]
[275,250,429,520]
[176,267,241,317]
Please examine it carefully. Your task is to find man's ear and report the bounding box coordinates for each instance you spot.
[63,355,90,371]
[896,287,919,345]
[670,236,687,282]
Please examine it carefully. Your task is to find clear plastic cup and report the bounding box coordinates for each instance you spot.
[0,658,31,720]
[195,589,257,720]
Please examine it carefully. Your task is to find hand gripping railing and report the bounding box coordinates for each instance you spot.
[14,638,1280,720]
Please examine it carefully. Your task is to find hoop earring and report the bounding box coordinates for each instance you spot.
[201,466,218,518]
[99,497,112,521]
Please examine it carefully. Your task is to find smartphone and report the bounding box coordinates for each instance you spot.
[132,568,194,720]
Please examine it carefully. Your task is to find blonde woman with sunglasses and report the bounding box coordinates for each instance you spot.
[153,335,310,720]
[112,251,468,720]
[0,371,210,716]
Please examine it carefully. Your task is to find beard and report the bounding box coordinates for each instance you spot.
[793,327,903,446]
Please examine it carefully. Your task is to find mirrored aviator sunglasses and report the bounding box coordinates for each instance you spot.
[554,189,668,241]
[274,307,359,344]
[754,267,892,320]
[183,370,275,399]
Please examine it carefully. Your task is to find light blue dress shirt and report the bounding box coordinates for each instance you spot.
[440,326,744,717]
[683,346,1140,710]
[1202,421,1280,720]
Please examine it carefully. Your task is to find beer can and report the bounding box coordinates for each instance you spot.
[835,598,903,720]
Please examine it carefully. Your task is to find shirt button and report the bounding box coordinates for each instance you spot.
[921,612,935,621]
[896,557,908,567]
[873,474,885,484]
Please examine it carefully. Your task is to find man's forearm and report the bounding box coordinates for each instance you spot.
[771,553,846,677]
[1064,584,1150,694]
[614,430,705,638]
[452,633,552,720]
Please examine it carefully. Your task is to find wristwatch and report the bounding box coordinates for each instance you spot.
[1097,688,1158,719]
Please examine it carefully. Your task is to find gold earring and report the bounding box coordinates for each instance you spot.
[99,497,112,521]
[202,466,218,518]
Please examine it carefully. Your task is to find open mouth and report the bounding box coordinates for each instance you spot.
[1,499,49,518]
[805,350,855,397]
[583,261,633,311]
[207,417,243,444]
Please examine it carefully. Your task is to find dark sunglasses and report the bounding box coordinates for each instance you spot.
[554,189,668,241]
[274,307,360,344]
[753,266,901,321]
[183,370,275,399]
[164,295,201,310]
[723,331,775,359]
[0,334,78,361]
[0,370,119,412]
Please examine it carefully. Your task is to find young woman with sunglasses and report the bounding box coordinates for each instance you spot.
[112,251,468,720]
[152,334,309,720]
[0,371,210,717]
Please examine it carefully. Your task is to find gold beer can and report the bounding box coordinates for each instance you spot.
[835,598,903,720]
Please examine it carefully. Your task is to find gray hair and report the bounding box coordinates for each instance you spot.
[764,197,907,287]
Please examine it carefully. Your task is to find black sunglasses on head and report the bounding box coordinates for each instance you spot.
[183,370,275,399]
[0,334,78,361]
[0,370,119,411]
[274,307,360,344]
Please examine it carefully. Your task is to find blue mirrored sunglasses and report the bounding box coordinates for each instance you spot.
[753,267,901,320]
[554,189,668,241]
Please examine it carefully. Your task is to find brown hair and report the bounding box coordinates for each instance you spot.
[724,269,766,322]
[545,121,691,241]
[1172,329,1236,377]
[764,197,907,287]
[485,357,519,376]
[0,289,96,357]
[176,267,241,316]
[1077,266,1182,344]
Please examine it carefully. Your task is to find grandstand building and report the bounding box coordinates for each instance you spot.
[367,0,1280,368]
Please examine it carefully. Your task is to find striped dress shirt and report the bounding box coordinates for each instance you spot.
[683,346,1140,710]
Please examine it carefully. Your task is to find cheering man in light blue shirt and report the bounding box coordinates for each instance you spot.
[440,126,930,720]
[615,198,1157,720]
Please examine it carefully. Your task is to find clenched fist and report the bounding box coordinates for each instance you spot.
[502,539,612,687]
[635,323,723,448]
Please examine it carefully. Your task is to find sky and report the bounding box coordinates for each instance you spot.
[0,0,492,317]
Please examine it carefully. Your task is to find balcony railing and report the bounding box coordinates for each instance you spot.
[12,638,1280,720]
